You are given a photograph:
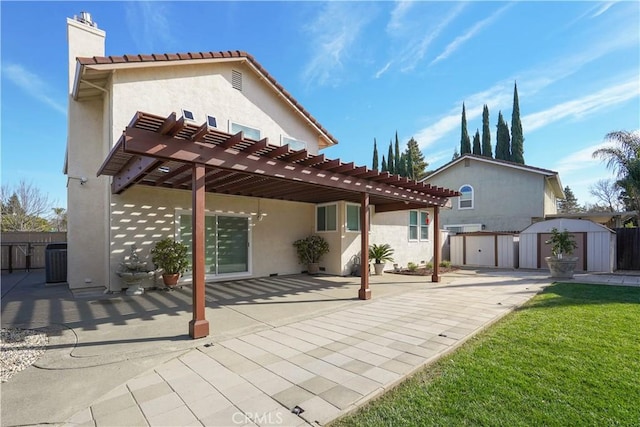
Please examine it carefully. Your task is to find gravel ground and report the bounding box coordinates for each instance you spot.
[1,328,48,382]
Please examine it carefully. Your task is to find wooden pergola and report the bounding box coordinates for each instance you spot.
[98,111,459,339]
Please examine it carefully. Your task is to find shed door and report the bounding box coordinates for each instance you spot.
[539,232,586,271]
[466,236,495,267]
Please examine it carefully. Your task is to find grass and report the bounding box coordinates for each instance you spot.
[332,283,640,426]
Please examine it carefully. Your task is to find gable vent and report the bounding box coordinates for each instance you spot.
[232,70,242,91]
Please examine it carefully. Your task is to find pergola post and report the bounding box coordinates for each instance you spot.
[431,205,441,283]
[189,163,210,338]
[359,192,371,300]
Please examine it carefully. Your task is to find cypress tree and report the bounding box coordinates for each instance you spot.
[495,111,511,161]
[398,153,406,177]
[482,104,492,158]
[394,132,401,174]
[372,138,379,170]
[387,141,395,174]
[381,155,387,172]
[510,82,525,164]
[405,137,428,180]
[460,103,471,154]
[472,130,481,155]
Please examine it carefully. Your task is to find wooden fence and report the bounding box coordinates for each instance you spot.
[615,228,640,271]
[1,232,67,272]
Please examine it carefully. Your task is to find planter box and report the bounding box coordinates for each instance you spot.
[545,256,579,279]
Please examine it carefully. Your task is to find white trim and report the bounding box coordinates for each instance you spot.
[229,121,261,140]
[408,209,430,242]
[345,202,361,233]
[458,184,474,210]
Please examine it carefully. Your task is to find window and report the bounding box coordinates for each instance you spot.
[282,136,306,151]
[459,185,474,209]
[230,122,260,140]
[346,204,360,232]
[178,212,249,275]
[316,204,337,232]
[409,210,430,241]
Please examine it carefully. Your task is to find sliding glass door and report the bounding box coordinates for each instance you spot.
[178,213,249,275]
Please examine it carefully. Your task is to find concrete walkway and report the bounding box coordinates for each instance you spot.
[2,269,637,426]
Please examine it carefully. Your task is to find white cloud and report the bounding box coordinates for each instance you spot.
[302,3,375,87]
[523,79,640,132]
[553,142,610,176]
[430,3,512,66]
[125,1,175,53]
[591,2,616,18]
[2,63,65,114]
[374,61,392,79]
[387,1,414,33]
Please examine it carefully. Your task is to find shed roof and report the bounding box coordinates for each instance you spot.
[521,218,614,234]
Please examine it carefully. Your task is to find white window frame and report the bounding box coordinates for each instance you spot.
[345,203,361,232]
[458,184,474,210]
[409,210,430,241]
[282,136,307,151]
[229,121,261,140]
[316,203,337,232]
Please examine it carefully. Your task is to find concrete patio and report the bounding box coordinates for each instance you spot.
[3,268,635,426]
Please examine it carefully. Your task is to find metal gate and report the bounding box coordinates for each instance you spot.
[616,228,640,270]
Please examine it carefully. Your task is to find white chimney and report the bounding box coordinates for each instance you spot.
[67,12,105,94]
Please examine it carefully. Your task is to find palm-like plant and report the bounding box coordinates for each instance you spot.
[369,243,394,264]
[592,131,640,212]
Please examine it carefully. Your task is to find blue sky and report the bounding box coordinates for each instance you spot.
[1,1,639,211]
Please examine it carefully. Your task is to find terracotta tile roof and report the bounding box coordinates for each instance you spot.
[77,50,338,146]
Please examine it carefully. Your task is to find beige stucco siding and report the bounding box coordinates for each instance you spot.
[109,186,315,290]
[427,159,546,232]
[110,62,320,154]
[543,179,558,215]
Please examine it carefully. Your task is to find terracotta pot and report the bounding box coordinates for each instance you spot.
[162,273,180,287]
[307,263,320,275]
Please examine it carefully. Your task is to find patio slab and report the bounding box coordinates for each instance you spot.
[3,268,633,426]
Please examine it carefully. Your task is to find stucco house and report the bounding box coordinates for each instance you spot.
[64,12,457,337]
[424,154,564,233]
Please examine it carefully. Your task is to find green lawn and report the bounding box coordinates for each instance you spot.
[332,283,640,426]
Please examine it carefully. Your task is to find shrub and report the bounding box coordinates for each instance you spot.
[407,262,418,272]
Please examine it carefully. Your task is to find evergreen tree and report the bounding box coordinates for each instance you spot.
[387,141,395,174]
[398,153,407,177]
[460,103,471,154]
[405,137,429,180]
[452,148,460,160]
[510,82,525,164]
[557,186,582,213]
[372,138,379,170]
[472,130,481,155]
[381,155,387,172]
[495,111,511,161]
[394,132,401,174]
[482,104,492,158]
[406,148,414,180]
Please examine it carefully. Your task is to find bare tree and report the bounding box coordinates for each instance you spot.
[1,180,53,231]
[589,179,622,212]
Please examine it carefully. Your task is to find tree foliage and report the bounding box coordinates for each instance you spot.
[405,137,428,180]
[589,179,623,212]
[1,180,53,231]
[482,104,492,158]
[472,130,481,155]
[592,130,640,212]
[460,103,471,155]
[387,141,395,175]
[510,82,525,164]
[557,186,582,213]
[495,111,511,161]
[381,155,387,172]
[372,138,379,171]
[394,132,401,174]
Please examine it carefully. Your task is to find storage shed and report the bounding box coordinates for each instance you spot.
[519,218,615,273]
[450,232,519,269]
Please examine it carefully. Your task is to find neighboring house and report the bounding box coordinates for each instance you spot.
[65,13,456,297]
[424,154,564,233]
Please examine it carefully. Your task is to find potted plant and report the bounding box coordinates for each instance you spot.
[369,243,394,275]
[293,235,329,275]
[151,237,190,287]
[544,227,578,278]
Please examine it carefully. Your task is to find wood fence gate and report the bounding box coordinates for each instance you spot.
[616,228,640,270]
